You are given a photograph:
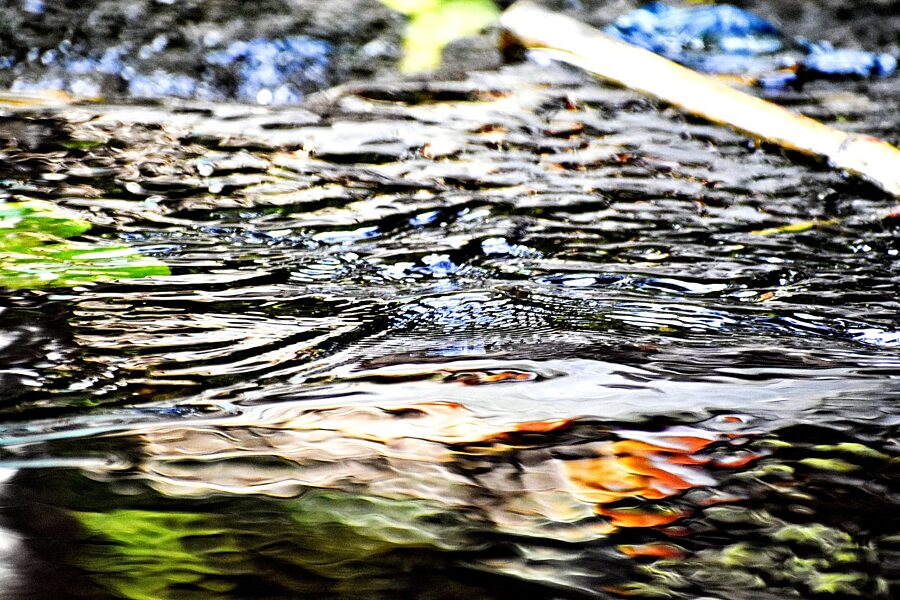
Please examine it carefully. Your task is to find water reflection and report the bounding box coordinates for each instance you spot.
[0,61,898,598]
[2,398,899,598]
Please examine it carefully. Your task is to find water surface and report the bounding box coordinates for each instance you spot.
[0,63,899,598]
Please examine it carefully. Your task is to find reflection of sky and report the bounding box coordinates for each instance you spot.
[306,358,898,427]
[22,0,44,14]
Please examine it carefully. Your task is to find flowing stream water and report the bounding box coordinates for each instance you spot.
[0,60,898,598]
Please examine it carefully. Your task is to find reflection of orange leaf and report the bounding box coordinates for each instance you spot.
[666,454,708,466]
[662,435,715,453]
[487,371,535,383]
[597,505,687,528]
[565,435,716,507]
[474,417,574,446]
[617,456,695,493]
[618,542,686,560]
[449,369,537,385]
[613,436,712,456]
[711,452,760,468]
[561,431,764,532]
[566,456,649,504]
[514,419,573,434]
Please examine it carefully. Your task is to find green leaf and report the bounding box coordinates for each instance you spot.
[0,199,92,238]
[382,0,500,73]
[0,200,169,289]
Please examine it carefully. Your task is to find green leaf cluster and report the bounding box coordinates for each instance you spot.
[0,200,169,288]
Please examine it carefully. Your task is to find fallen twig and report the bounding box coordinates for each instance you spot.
[500,1,900,198]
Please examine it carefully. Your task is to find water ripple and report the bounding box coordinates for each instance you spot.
[0,61,898,598]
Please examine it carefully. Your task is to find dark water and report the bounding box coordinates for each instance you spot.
[0,63,899,598]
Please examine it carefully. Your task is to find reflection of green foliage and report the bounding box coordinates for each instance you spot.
[705,523,871,595]
[381,0,500,72]
[72,490,476,599]
[640,521,877,597]
[0,200,169,288]
[77,510,238,600]
[283,490,474,575]
[634,437,896,598]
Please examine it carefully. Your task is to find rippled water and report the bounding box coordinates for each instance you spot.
[0,63,899,598]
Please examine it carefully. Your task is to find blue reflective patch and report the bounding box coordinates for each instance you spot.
[128,71,197,99]
[409,254,459,278]
[606,3,782,59]
[205,36,332,103]
[606,3,897,87]
[801,42,898,78]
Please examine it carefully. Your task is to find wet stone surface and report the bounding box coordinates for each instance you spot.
[0,13,899,600]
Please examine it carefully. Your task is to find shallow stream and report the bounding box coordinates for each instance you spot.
[0,59,898,598]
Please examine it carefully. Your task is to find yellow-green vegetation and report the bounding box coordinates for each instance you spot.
[799,457,861,472]
[0,200,169,288]
[76,510,238,600]
[640,521,878,597]
[381,0,500,72]
[751,219,839,236]
[73,490,475,599]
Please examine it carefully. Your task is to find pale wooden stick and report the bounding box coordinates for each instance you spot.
[501,1,900,198]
